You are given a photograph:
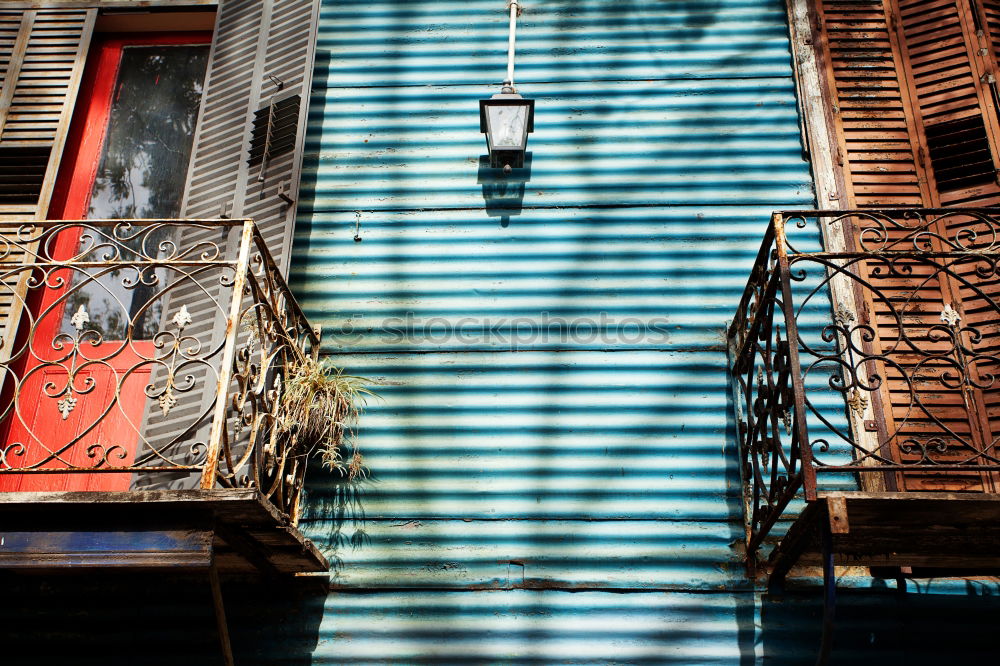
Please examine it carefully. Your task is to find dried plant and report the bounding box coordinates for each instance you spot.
[276,355,374,481]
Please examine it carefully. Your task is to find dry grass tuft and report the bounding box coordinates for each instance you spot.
[277,355,375,481]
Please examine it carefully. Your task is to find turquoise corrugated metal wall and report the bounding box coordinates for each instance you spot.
[5,572,999,664]
[287,0,1000,663]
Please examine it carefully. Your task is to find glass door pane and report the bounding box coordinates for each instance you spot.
[61,44,209,340]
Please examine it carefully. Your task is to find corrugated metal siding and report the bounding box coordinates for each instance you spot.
[298,206,796,352]
[305,588,1000,665]
[301,79,811,212]
[288,0,995,662]
[300,351,737,524]
[294,0,805,660]
[5,577,1000,664]
[318,0,799,87]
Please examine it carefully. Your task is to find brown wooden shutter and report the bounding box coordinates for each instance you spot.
[893,0,1000,205]
[0,8,94,366]
[979,0,1000,54]
[815,0,1000,492]
[818,0,1000,206]
[889,0,1000,491]
[817,0,930,207]
[135,0,321,490]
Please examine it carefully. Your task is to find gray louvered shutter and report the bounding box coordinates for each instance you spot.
[0,8,94,371]
[183,0,319,265]
[134,0,321,490]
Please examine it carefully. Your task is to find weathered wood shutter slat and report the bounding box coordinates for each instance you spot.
[241,0,320,269]
[981,0,1000,48]
[894,0,1000,206]
[0,8,94,366]
[181,0,263,221]
[136,0,320,490]
[819,0,928,207]
[896,0,983,125]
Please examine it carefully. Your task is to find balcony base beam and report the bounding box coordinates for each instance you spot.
[0,488,328,575]
[769,491,1000,577]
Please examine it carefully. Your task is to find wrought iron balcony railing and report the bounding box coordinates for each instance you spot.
[728,209,1000,569]
[0,219,319,523]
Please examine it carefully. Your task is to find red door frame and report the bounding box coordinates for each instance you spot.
[0,32,211,492]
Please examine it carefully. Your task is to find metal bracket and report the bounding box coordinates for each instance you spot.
[827,496,849,534]
[277,178,294,204]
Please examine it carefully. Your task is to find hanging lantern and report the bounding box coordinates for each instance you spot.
[479,1,534,174]
[480,87,534,172]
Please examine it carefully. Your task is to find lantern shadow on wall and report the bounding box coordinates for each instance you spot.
[477,152,532,227]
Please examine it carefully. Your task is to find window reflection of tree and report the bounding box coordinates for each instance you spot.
[62,45,209,340]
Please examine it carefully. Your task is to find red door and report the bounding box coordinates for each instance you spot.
[0,33,210,492]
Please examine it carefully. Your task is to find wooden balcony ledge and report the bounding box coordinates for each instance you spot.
[0,489,328,575]
[770,491,1000,582]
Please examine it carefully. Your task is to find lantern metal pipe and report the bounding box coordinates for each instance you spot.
[505,0,519,89]
[481,0,533,174]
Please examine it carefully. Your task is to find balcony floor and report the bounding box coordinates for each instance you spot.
[0,489,328,575]
[769,492,1000,579]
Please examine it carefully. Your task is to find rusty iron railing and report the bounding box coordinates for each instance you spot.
[728,209,1000,567]
[0,219,320,522]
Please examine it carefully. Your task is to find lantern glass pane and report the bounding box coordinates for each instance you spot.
[487,104,527,148]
